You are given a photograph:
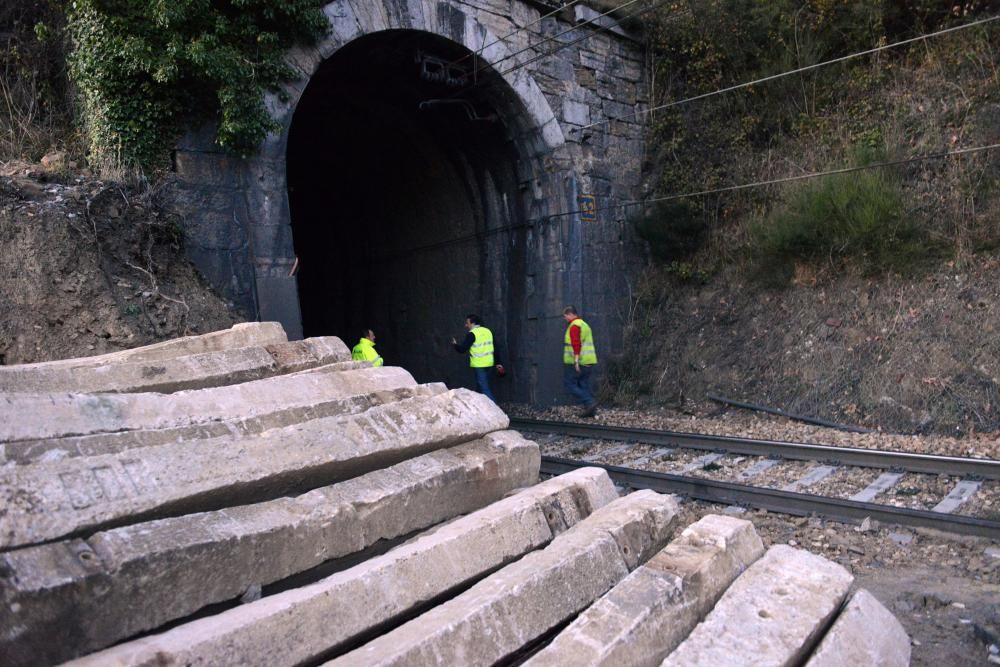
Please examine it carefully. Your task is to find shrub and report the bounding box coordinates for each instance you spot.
[632,200,708,262]
[0,0,73,161]
[750,153,946,282]
[65,0,328,170]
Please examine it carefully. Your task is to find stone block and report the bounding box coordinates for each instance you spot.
[1,364,407,443]
[63,467,616,667]
[0,388,508,549]
[2,367,428,464]
[331,490,680,667]
[527,514,765,667]
[805,589,911,667]
[0,322,286,372]
[562,100,591,126]
[0,336,350,394]
[0,432,539,666]
[662,545,853,667]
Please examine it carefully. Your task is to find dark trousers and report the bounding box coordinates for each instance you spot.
[564,364,595,407]
[473,367,496,402]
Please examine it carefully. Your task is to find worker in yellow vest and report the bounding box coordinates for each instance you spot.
[563,305,598,417]
[351,328,383,367]
[452,313,502,402]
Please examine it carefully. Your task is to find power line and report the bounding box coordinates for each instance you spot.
[574,142,1000,218]
[574,14,1000,134]
[372,143,1000,262]
[498,0,675,78]
[488,0,650,72]
[448,0,586,69]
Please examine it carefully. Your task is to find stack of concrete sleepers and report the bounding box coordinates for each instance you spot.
[0,323,911,666]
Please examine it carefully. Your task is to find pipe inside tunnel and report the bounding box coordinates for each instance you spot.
[287,30,531,398]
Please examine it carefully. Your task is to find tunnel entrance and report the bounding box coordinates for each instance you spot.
[287,30,529,396]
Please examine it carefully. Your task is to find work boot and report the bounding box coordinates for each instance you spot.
[579,403,597,418]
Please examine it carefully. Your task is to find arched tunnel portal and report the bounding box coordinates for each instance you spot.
[287,30,539,398]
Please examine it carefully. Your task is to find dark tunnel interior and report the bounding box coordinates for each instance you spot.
[287,30,528,395]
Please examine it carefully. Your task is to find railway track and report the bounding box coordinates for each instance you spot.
[510,418,1000,539]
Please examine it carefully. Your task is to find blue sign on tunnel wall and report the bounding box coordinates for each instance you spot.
[578,194,597,223]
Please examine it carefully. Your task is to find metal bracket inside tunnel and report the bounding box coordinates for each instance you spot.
[418,99,498,122]
[416,50,471,87]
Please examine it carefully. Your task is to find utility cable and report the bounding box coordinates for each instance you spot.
[487,0,650,72]
[574,14,1000,134]
[447,0,587,69]
[568,142,1000,217]
[498,0,675,78]
[372,141,1000,262]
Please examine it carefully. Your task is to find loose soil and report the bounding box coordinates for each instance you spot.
[0,163,242,364]
[608,259,1000,438]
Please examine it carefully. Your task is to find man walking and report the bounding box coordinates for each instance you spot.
[351,328,383,367]
[452,314,502,402]
[562,305,598,417]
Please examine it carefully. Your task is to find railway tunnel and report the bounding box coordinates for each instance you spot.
[171,2,650,405]
[287,30,531,397]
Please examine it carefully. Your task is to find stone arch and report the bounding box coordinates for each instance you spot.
[235,1,570,397]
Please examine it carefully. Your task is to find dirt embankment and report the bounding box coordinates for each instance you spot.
[605,260,1000,437]
[0,163,242,365]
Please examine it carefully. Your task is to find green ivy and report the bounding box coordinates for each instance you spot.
[65,0,328,168]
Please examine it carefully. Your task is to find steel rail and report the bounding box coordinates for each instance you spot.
[541,457,1000,539]
[511,418,1000,480]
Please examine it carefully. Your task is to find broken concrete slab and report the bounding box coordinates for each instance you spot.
[0,322,287,372]
[0,336,350,394]
[527,514,765,667]
[1,431,540,666]
[63,467,618,667]
[0,388,508,549]
[330,490,680,667]
[662,544,853,667]
[805,588,911,667]
[1,365,419,463]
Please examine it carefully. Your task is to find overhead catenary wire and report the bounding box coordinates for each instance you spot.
[569,142,1000,218]
[486,0,650,72]
[446,0,587,69]
[573,13,1000,134]
[372,141,1000,262]
[497,0,678,78]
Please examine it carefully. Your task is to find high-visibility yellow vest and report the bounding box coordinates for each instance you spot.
[469,326,495,368]
[352,337,383,367]
[563,318,598,365]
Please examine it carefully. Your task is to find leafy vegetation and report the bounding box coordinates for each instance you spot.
[1,0,73,160]
[641,0,998,280]
[64,0,328,170]
[749,152,945,283]
[632,200,707,262]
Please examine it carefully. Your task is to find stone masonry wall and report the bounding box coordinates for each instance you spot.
[171,0,649,403]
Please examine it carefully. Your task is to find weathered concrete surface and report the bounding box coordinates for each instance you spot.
[0,361,393,442]
[661,545,854,667]
[0,322,287,372]
[65,467,618,667]
[1,365,422,464]
[0,336,350,394]
[527,514,765,667]
[805,588,911,667]
[330,490,681,667]
[1,432,539,666]
[0,388,507,549]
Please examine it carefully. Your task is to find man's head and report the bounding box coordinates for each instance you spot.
[562,305,578,323]
[362,328,375,342]
[464,314,482,330]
